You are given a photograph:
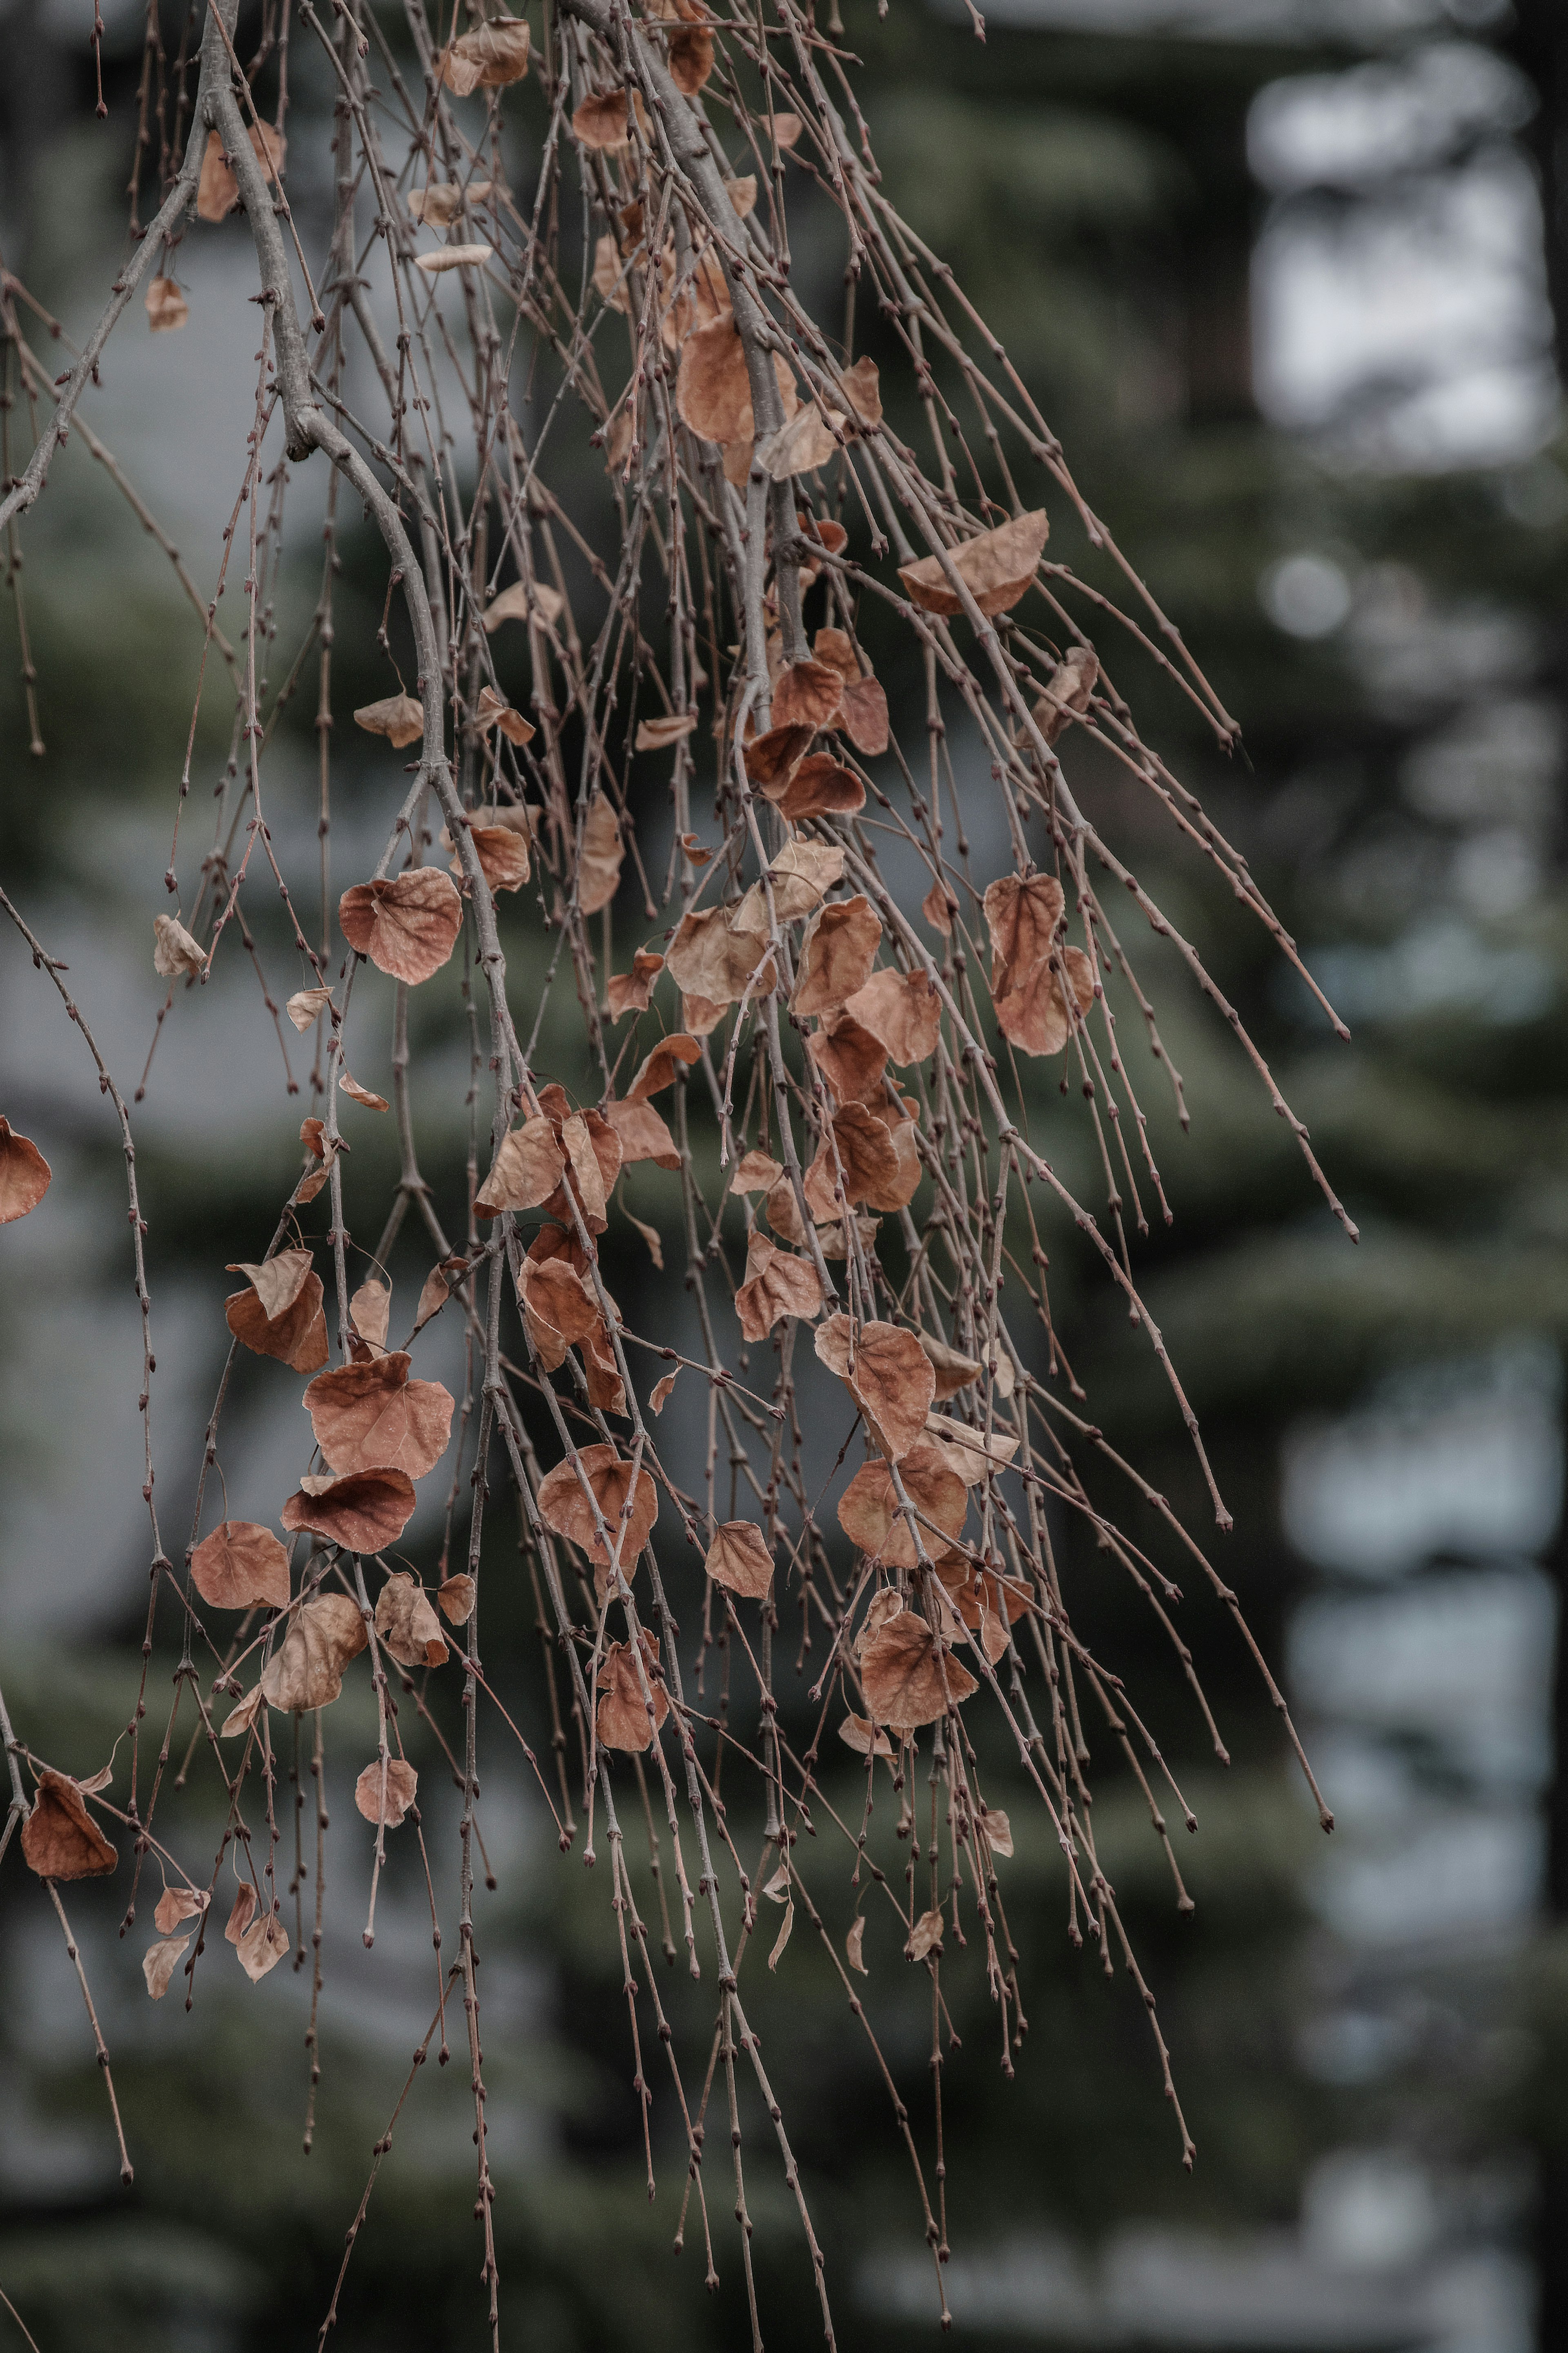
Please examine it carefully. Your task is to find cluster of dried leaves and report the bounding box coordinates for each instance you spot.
[0,0,1349,2340]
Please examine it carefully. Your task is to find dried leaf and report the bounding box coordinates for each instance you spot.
[279,1470,417,1554]
[601,1097,680,1171]
[922,1412,1021,1486]
[733,1150,782,1192]
[196,122,285,224]
[305,1353,455,1481]
[409,180,494,225]
[763,752,864,823]
[437,1574,475,1624]
[347,1277,390,1352]
[374,1572,450,1669]
[627,1033,701,1100]
[355,1758,419,1826]
[666,906,773,1008]
[843,968,940,1064]
[861,1610,978,1730]
[145,274,188,332]
[153,912,206,979]
[922,877,958,935]
[439,13,529,91]
[997,944,1096,1058]
[840,674,890,757]
[764,1173,808,1245]
[353,693,424,748]
[607,950,665,1019]
[537,1443,659,1584]
[236,1912,291,1982]
[225,1257,328,1374]
[635,711,698,752]
[705,1520,774,1600]
[756,404,842,481]
[259,1592,368,1712]
[474,684,535,745]
[806,1011,888,1106]
[577,792,625,916]
[413,243,494,274]
[675,316,753,446]
[0,1120,51,1222]
[837,1445,967,1566]
[517,1252,599,1370]
[815,1313,936,1461]
[772,111,803,148]
[793,895,880,1015]
[841,355,882,427]
[190,1521,291,1612]
[143,1933,190,2000]
[475,1115,567,1218]
[595,1632,669,1751]
[733,1233,822,1342]
[224,1884,257,1944]
[20,1771,117,1880]
[572,87,650,149]
[1034,645,1099,744]
[742,722,813,790]
[555,1109,618,1228]
[804,1102,902,1215]
[668,21,713,91]
[154,1885,206,1935]
[771,657,843,733]
[450,823,532,896]
[483,578,566,633]
[846,1914,869,1973]
[340,870,463,985]
[906,1908,944,1963]
[339,1071,388,1113]
[219,1686,265,1740]
[978,1806,1013,1860]
[838,1715,892,1759]
[650,1370,677,1412]
[285,985,332,1031]
[899,509,1049,620]
[414,1255,467,1332]
[768,1895,794,1970]
[681,990,725,1037]
[918,1334,983,1401]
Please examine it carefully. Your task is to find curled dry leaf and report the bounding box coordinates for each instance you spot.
[635,712,698,752]
[554,1108,620,1228]
[353,693,424,749]
[414,244,494,274]
[537,1443,659,1581]
[219,1686,264,1740]
[772,110,803,148]
[764,752,864,823]
[984,871,1063,980]
[727,173,757,216]
[756,405,842,481]
[666,906,773,1009]
[572,87,649,149]
[439,12,529,91]
[846,1915,869,1974]
[705,1520,774,1600]
[280,1470,417,1554]
[733,1149,782,1192]
[196,122,285,223]
[450,823,532,896]
[899,509,1050,620]
[225,1253,328,1374]
[838,1446,967,1567]
[20,1770,118,1880]
[517,1252,599,1370]
[224,1883,257,1943]
[734,1233,822,1342]
[350,1277,390,1352]
[601,1097,679,1171]
[771,658,843,733]
[475,1115,566,1218]
[629,1210,668,1271]
[145,274,188,332]
[922,876,958,934]
[978,1806,1014,1860]
[667,21,713,91]
[840,674,890,757]
[285,985,332,1032]
[340,870,463,986]
[1034,645,1099,744]
[997,943,1096,1059]
[236,1912,291,1983]
[437,1574,475,1625]
[743,722,813,790]
[607,950,664,1019]
[374,1572,450,1669]
[815,1314,936,1461]
[414,1254,467,1332]
[190,1521,290,1612]
[259,1592,368,1712]
[839,1714,893,1758]
[341,1071,389,1112]
[474,684,535,745]
[741,841,845,931]
[918,1333,983,1399]
[153,912,206,979]
[906,1908,944,1963]
[922,1411,1021,1486]
[806,1012,888,1106]
[143,1934,190,2000]
[843,968,941,1065]
[650,1370,678,1414]
[805,1102,902,1217]
[626,1033,701,1100]
[840,355,882,427]
[576,792,625,916]
[483,578,566,632]
[408,180,494,225]
[0,1119,51,1222]
[355,1758,419,1826]
[676,316,753,446]
[304,1352,455,1481]
[682,991,724,1037]
[154,1885,206,1935]
[596,1633,669,1753]
[793,895,880,1016]
[860,1609,978,1730]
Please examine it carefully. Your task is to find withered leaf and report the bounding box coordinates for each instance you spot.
[650,1369,678,1413]
[995,944,1096,1058]
[922,876,958,934]
[756,404,842,481]
[601,1097,680,1171]
[350,1277,390,1352]
[259,1592,368,1712]
[627,1033,701,1100]
[190,1521,290,1612]
[537,1444,659,1581]
[676,316,753,446]
[517,1251,599,1370]
[667,21,713,91]
[837,1445,967,1567]
[340,870,463,986]
[763,752,864,823]
[572,87,649,149]
[607,950,664,1018]
[815,1314,936,1462]
[805,1102,901,1215]
[984,871,1064,979]
[219,1686,264,1740]
[236,1912,291,1982]
[414,1255,467,1332]
[374,1571,449,1669]
[840,355,882,427]
[922,1412,1020,1487]
[839,674,890,757]
[666,906,772,1009]
[483,578,566,632]
[409,180,494,225]
[843,968,940,1064]
[576,791,625,916]
[838,1714,892,1759]
[354,1758,419,1826]
[285,985,332,1032]
[772,110,803,149]
[846,1914,869,1974]
[742,722,813,790]
[771,658,843,734]
[279,1470,417,1554]
[225,1256,328,1374]
[196,122,285,224]
[806,1011,888,1106]
[596,1633,669,1752]
[438,1574,475,1624]
[861,1609,978,1729]
[918,1332,983,1400]
[1034,644,1099,745]
[635,712,698,752]
[353,693,424,749]
[554,1108,620,1229]
[143,1933,190,2000]
[906,1908,944,1963]
[0,1120,51,1222]
[733,1149,783,1192]
[304,1354,454,1481]
[474,684,535,745]
[793,895,880,1016]
[745,841,845,930]
[153,912,206,979]
[705,1520,774,1600]
[978,1806,1014,1860]
[224,1882,257,1943]
[450,823,532,896]
[341,1071,389,1113]
[413,241,496,273]
[733,1232,822,1341]
[898,509,1049,619]
[154,1885,206,1934]
[439,13,529,92]
[475,1115,566,1218]
[145,274,188,332]
[20,1770,117,1881]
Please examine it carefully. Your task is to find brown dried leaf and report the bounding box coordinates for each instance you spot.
[837,1444,967,1567]
[236,1912,291,1982]
[0,1120,51,1222]
[733,1150,782,1192]
[517,1252,599,1370]
[861,1610,978,1730]
[409,180,493,225]
[681,991,724,1038]
[439,12,529,91]
[772,111,803,148]
[838,1715,892,1759]
[607,950,665,1018]
[742,722,813,791]
[666,906,772,1008]
[218,1686,264,1740]
[806,1102,902,1215]
[763,752,864,823]
[305,1353,455,1480]
[978,1806,1013,1860]
[675,316,753,446]
[414,1255,466,1332]
[922,877,958,935]
[841,355,882,427]
[922,1412,1021,1486]
[354,693,424,749]
[917,1332,983,1400]
[349,1278,390,1352]
[483,579,566,632]
[474,684,535,745]
[846,1914,869,1973]
[984,872,1064,981]
[906,1908,944,1963]
[601,1098,680,1171]
[595,1633,669,1752]
[437,1574,475,1624]
[145,274,188,332]
[839,674,890,757]
[340,870,463,985]
[143,1932,190,2000]
[635,712,698,752]
[341,1071,389,1113]
[806,1011,888,1105]
[190,1521,290,1612]
[554,1108,619,1228]
[285,985,332,1031]
[577,791,625,916]
[763,1173,807,1245]
[1034,645,1100,745]
[771,658,843,733]
[842,968,940,1064]
[475,1115,566,1218]
[667,21,713,90]
[733,1233,822,1342]
[225,1261,328,1374]
[153,912,206,979]
[450,823,532,896]
[355,1758,419,1826]
[627,1032,701,1100]
[224,1883,257,1943]
[154,1885,206,1934]
[756,404,841,482]
[374,1572,450,1669]
[793,894,880,1016]
[537,1443,659,1581]
[814,1313,937,1461]
[196,122,285,224]
[572,87,649,149]
[279,1470,417,1555]
[899,509,1050,619]
[705,1520,774,1600]
[259,1593,368,1713]
[20,1771,117,1880]
[227,1250,312,1325]
[650,1370,678,1413]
